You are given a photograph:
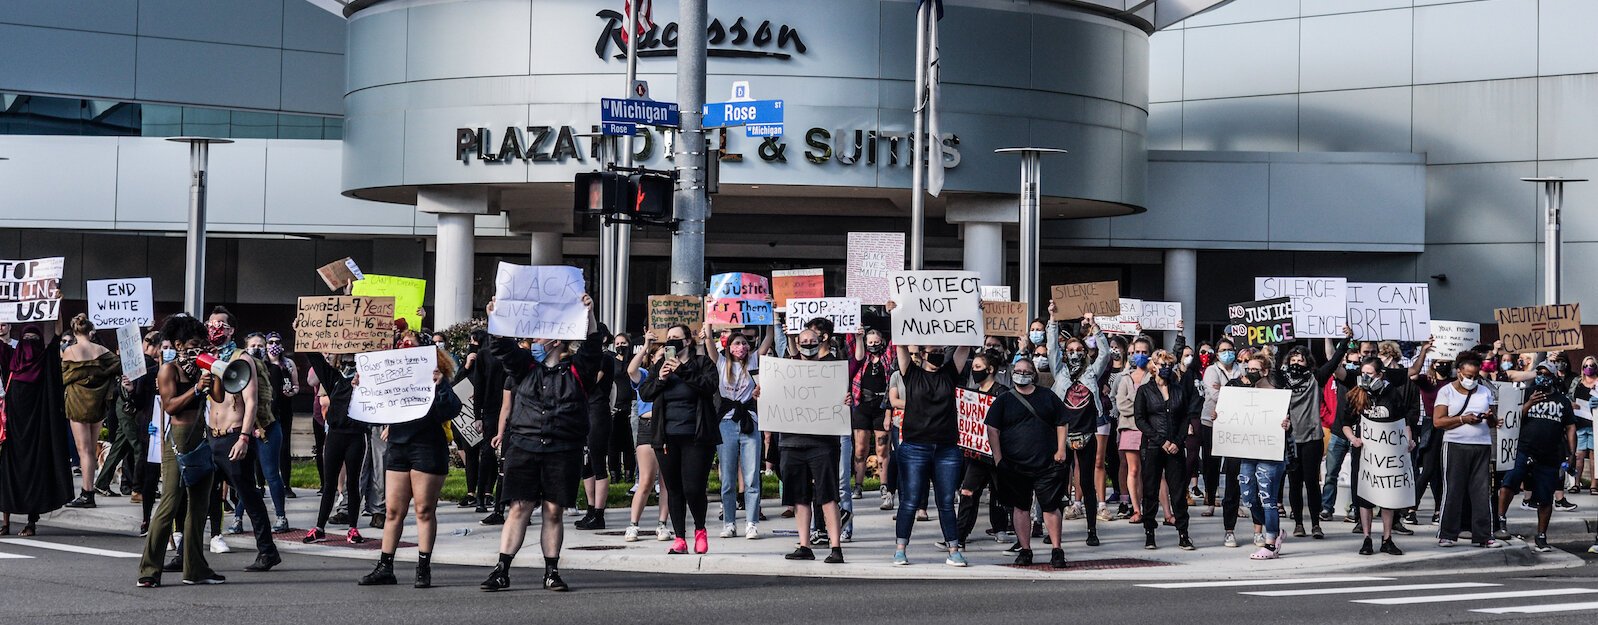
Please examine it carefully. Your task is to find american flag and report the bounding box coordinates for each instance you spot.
[622,0,654,45]
[919,0,945,196]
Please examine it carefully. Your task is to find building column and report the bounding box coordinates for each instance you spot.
[1163,248,1197,346]
[961,222,1005,288]
[529,231,563,265]
[418,187,490,329]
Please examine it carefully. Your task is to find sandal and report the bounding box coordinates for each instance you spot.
[1249,546,1278,560]
[19,524,36,537]
[0,523,9,536]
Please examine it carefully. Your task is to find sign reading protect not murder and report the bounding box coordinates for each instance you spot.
[757,357,850,437]
[890,270,983,347]
[0,257,64,323]
[489,263,589,340]
[349,345,438,425]
[87,277,153,328]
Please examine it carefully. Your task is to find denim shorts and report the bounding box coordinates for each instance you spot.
[1502,450,1559,506]
[1578,426,1593,452]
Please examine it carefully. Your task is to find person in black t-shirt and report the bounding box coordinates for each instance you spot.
[987,358,1069,568]
[1497,361,1576,553]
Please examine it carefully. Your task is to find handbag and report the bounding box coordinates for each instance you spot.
[171,417,215,488]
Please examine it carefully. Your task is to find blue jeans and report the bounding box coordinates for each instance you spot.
[1321,434,1350,513]
[894,442,962,546]
[237,421,287,519]
[1239,459,1286,540]
[717,419,762,526]
[837,435,855,534]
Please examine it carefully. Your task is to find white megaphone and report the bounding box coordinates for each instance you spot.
[194,353,252,394]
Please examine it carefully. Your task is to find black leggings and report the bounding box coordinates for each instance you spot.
[316,431,366,529]
[1201,425,1221,505]
[140,461,160,525]
[477,419,502,510]
[1140,445,1189,533]
[1414,435,1445,511]
[1071,436,1099,530]
[1288,440,1325,524]
[585,409,613,481]
[957,460,1008,543]
[659,435,714,536]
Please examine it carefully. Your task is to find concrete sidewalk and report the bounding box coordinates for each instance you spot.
[39,483,1591,581]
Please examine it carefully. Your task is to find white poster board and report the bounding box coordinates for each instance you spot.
[116,324,147,381]
[1138,301,1183,331]
[1211,386,1289,461]
[1494,381,1525,471]
[846,232,905,305]
[148,395,164,463]
[0,257,64,323]
[1345,282,1430,341]
[1099,298,1143,335]
[87,277,153,328]
[757,357,850,436]
[1255,277,1347,339]
[955,388,994,458]
[980,285,1011,302]
[783,297,862,335]
[889,270,983,347]
[449,377,482,448]
[488,263,589,340]
[1428,320,1481,361]
[1356,417,1415,510]
[349,346,438,425]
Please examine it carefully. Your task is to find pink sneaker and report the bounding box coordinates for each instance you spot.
[668,537,689,554]
[693,529,709,554]
[1274,535,1284,556]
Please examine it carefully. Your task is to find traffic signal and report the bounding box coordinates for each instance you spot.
[573,171,627,215]
[627,173,674,220]
[573,170,674,223]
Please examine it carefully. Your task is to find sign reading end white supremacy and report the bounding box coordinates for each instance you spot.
[1211,386,1289,461]
[88,277,153,328]
[757,357,850,437]
[890,270,983,347]
[489,263,589,340]
[350,346,437,425]
[1357,417,1415,510]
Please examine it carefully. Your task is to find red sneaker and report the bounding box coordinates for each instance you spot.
[346,528,366,544]
[693,529,709,554]
[668,537,688,554]
[301,528,326,544]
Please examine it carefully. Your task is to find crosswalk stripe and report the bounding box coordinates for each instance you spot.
[1139,576,1395,589]
[0,538,141,558]
[0,551,34,559]
[1241,582,1499,597]
[1472,601,1598,615]
[1354,588,1598,605]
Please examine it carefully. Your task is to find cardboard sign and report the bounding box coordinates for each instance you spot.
[349,345,437,425]
[772,269,824,310]
[1226,297,1295,347]
[1429,320,1482,361]
[757,357,850,436]
[1138,300,1183,332]
[890,270,983,347]
[1494,381,1526,471]
[449,377,482,448]
[1494,304,1583,353]
[317,257,363,292]
[1211,386,1289,461]
[1346,282,1430,342]
[980,285,1011,302]
[955,388,994,458]
[1356,416,1415,510]
[488,263,588,340]
[784,297,861,335]
[647,295,704,336]
[1049,281,1119,320]
[87,277,153,328]
[707,272,774,326]
[293,296,396,354]
[1099,298,1143,335]
[352,274,427,330]
[980,301,1027,338]
[846,232,905,305]
[116,324,148,381]
[0,257,64,323]
[1255,277,1347,338]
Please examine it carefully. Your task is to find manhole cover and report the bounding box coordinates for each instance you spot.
[569,545,629,551]
[596,531,629,536]
[1004,557,1171,571]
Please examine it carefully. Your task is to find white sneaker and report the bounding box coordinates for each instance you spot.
[745,523,760,540]
[624,524,640,542]
[719,523,737,539]
[1253,533,1266,547]
[1223,532,1238,548]
[209,535,231,554]
[656,522,673,541]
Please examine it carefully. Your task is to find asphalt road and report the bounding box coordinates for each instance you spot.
[5,529,1598,625]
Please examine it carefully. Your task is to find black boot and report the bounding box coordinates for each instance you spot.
[65,490,96,509]
[1085,529,1100,547]
[1144,529,1157,550]
[1013,548,1033,565]
[1050,548,1067,569]
[573,509,598,530]
[543,567,568,592]
[358,554,397,586]
[480,563,510,591]
[415,561,432,588]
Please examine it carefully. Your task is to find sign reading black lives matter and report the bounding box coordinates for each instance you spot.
[0,257,63,323]
[1226,297,1295,347]
[890,270,983,347]
[1211,387,1289,461]
[489,263,589,340]
[757,357,850,437]
[1357,415,1415,510]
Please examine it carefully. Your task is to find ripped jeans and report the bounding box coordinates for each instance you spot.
[1238,459,1287,540]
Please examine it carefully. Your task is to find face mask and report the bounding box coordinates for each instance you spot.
[730,343,750,359]
[530,343,548,362]
[338,361,356,378]
[1360,375,1387,393]
[1434,364,1454,379]
[207,324,230,346]
[267,343,284,360]
[1110,349,1124,361]
[1012,372,1036,387]
[1244,371,1261,385]
[799,344,821,358]
[971,369,992,383]
[248,347,266,360]
[1584,365,1597,377]
[1034,359,1050,373]
[1067,351,1085,366]
[615,344,632,357]
[1182,355,1193,367]
[924,352,946,368]
[1286,363,1309,378]
[1502,360,1516,371]
[1130,354,1150,370]
[1344,361,1359,371]
[986,348,1006,362]
[1028,330,1046,345]
[1199,352,1214,369]
[1218,351,1237,365]
[867,343,886,354]
[161,348,177,364]
[664,339,686,351]
[1458,377,1478,391]
[1158,364,1175,379]
[1534,374,1554,389]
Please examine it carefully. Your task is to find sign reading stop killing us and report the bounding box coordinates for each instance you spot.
[757,357,850,436]
[890,270,983,347]
[1226,297,1295,347]
[349,345,438,425]
[489,263,589,340]
[0,257,64,323]
[1357,416,1415,510]
[87,277,153,328]
[1210,386,1289,461]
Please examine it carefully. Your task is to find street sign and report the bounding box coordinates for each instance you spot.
[602,121,636,136]
[600,98,680,127]
[746,123,783,137]
[702,99,783,129]
[631,80,650,100]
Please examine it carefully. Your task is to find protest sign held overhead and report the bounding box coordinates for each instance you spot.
[707,272,773,326]
[116,324,147,381]
[1255,277,1347,338]
[771,269,824,310]
[784,297,861,335]
[846,232,904,305]
[980,301,1027,338]
[980,285,1011,302]
[349,345,437,425]
[1211,386,1289,461]
[757,357,850,437]
[1357,416,1415,510]
[955,388,994,459]
[1226,297,1295,347]
[317,257,363,292]
[1137,301,1183,331]
[1098,298,1143,335]
[647,295,704,336]
[1429,320,1481,360]
[0,257,63,323]
[87,277,153,328]
[1494,304,1582,353]
[1493,381,1526,471]
[1049,281,1119,320]
[890,270,983,347]
[488,263,589,340]
[293,295,395,354]
[352,274,426,329]
[1345,282,1430,341]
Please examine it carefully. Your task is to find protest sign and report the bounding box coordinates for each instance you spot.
[1494,381,1526,470]
[488,263,588,340]
[449,377,482,448]
[890,270,983,347]
[352,274,427,329]
[1211,387,1289,461]
[1494,304,1583,353]
[1345,282,1430,341]
[349,346,437,425]
[1429,320,1481,360]
[86,277,153,328]
[771,269,824,310]
[116,324,148,381]
[1226,297,1295,346]
[707,272,774,326]
[980,285,1011,302]
[1255,277,1347,338]
[1099,298,1143,335]
[647,295,704,336]
[784,297,861,335]
[846,232,904,305]
[293,296,396,354]
[0,257,63,323]
[757,357,850,436]
[980,301,1027,338]
[1138,300,1183,331]
[1049,281,1119,320]
[317,257,363,292]
[955,388,995,459]
[1357,416,1415,510]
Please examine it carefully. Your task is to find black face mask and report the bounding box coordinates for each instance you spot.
[971,369,992,383]
[664,339,686,351]
[924,352,947,368]
[1434,364,1453,379]
[1244,371,1262,385]
[1158,365,1175,379]
[866,343,886,354]
[615,345,632,357]
[1286,363,1310,378]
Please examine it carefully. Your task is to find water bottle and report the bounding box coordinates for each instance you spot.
[450,527,471,537]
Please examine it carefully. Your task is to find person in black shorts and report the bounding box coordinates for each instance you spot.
[1497,361,1577,553]
[987,358,1070,568]
[575,326,618,531]
[849,329,893,501]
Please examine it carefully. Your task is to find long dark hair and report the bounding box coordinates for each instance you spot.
[1344,356,1384,416]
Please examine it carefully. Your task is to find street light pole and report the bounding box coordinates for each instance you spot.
[1521,177,1587,306]
[167,137,232,315]
[996,147,1066,323]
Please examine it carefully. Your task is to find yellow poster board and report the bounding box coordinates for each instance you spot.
[352,274,426,330]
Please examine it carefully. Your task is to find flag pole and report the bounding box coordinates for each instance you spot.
[613,0,641,332]
[909,3,928,271]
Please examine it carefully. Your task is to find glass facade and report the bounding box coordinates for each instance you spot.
[0,92,341,140]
